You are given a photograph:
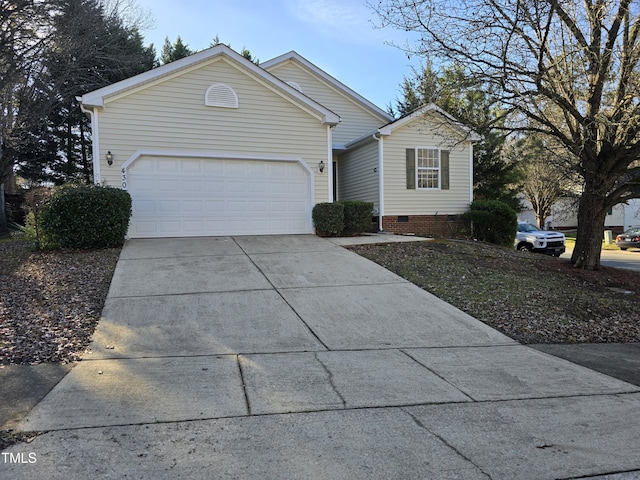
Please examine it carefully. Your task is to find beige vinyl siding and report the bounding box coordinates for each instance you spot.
[337,139,379,209]
[383,120,472,215]
[96,57,329,202]
[266,61,387,145]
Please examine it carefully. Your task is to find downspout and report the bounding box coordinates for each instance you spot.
[79,99,100,185]
[372,133,384,232]
[469,140,474,205]
[327,124,334,202]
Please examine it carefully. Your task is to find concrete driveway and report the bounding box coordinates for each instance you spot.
[562,247,640,272]
[4,235,640,479]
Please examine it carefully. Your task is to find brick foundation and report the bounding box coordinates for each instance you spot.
[381,215,469,238]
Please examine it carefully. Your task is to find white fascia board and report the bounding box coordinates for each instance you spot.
[80,45,339,126]
[81,46,230,108]
[343,130,380,150]
[378,103,482,141]
[262,51,394,123]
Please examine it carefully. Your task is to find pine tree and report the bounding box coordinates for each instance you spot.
[160,36,194,64]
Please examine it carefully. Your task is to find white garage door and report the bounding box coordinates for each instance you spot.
[126,156,312,238]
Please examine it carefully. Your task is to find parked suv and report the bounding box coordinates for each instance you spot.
[515,221,566,257]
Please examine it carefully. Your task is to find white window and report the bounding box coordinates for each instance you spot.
[416,148,440,189]
[205,84,238,108]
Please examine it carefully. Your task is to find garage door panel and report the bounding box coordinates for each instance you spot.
[249,202,268,212]
[180,160,202,173]
[127,157,312,238]
[225,163,245,175]
[227,200,247,212]
[183,200,203,212]
[248,182,268,193]
[134,200,156,214]
[158,200,181,213]
[289,201,307,213]
[249,163,268,175]
[205,200,225,212]
[203,162,224,174]
[157,159,179,173]
[205,180,225,193]
[228,181,247,193]
[181,179,203,193]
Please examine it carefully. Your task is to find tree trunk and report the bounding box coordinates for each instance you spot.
[0,183,8,236]
[571,191,607,269]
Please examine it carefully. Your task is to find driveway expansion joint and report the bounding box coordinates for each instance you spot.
[399,349,476,402]
[400,408,493,479]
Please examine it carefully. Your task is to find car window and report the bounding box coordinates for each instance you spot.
[518,223,539,232]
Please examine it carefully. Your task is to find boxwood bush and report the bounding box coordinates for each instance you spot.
[312,202,344,236]
[39,184,132,249]
[340,200,374,234]
[468,199,517,247]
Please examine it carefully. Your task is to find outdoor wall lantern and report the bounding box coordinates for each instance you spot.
[106,151,114,166]
[318,160,325,173]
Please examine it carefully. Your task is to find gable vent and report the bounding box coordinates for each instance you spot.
[286,81,302,92]
[205,84,238,108]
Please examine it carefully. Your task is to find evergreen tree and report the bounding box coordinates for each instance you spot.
[160,36,193,64]
[10,0,156,184]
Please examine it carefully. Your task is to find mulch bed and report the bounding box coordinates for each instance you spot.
[1,240,120,365]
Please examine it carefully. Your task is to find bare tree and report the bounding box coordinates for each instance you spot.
[370,0,640,269]
[507,133,575,227]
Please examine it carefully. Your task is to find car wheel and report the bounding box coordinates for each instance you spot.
[518,244,532,253]
[620,247,628,251]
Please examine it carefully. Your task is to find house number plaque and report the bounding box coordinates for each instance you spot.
[121,168,127,189]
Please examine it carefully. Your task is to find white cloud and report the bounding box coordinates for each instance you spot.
[286,0,386,45]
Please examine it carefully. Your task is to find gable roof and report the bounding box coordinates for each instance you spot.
[261,51,394,124]
[344,103,482,150]
[80,44,340,126]
[378,103,482,141]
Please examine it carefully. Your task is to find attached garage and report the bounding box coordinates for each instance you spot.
[125,153,313,238]
[81,45,341,239]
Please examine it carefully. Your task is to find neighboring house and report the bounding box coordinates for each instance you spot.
[80,44,478,238]
[519,197,640,234]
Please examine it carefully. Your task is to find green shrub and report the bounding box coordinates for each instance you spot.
[468,199,517,247]
[22,187,55,250]
[39,184,132,249]
[312,202,344,236]
[340,200,374,234]
[23,212,59,250]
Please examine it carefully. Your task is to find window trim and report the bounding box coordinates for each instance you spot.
[415,147,441,190]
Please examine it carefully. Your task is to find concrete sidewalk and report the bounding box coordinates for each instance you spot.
[3,235,640,479]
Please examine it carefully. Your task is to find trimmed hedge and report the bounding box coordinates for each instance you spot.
[340,200,374,234]
[468,199,517,247]
[39,184,132,249]
[312,202,344,236]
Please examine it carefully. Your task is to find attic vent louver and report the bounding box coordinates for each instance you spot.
[286,81,302,92]
[205,84,238,108]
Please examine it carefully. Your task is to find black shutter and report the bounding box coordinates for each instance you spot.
[406,148,415,189]
[441,150,450,190]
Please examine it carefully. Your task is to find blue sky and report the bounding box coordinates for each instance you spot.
[134,0,421,112]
